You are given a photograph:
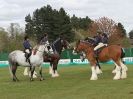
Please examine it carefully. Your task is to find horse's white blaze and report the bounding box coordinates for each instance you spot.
[113,64,121,80]
[72,47,77,55]
[120,60,128,79]
[90,66,98,80]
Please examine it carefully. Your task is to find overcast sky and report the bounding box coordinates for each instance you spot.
[0,0,133,33]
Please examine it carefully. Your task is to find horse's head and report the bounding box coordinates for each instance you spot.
[34,42,54,56]
[61,39,70,50]
[44,42,54,54]
[73,40,93,54]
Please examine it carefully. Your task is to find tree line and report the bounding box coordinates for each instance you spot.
[0,5,132,53]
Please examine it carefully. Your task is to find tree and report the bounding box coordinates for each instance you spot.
[117,22,126,37]
[0,29,9,52]
[7,23,23,39]
[25,5,75,42]
[129,30,133,39]
[88,17,127,45]
[71,15,92,30]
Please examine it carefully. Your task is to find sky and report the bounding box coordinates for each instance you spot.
[0,0,133,33]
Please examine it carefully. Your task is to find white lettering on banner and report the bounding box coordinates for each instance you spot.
[73,59,89,64]
[123,57,133,62]
[58,59,71,64]
[0,61,8,64]
[43,59,71,65]
[0,57,133,66]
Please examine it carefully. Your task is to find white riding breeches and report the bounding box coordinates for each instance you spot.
[25,49,30,53]
[94,43,107,51]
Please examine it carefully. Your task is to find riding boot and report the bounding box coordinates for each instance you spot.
[94,50,98,58]
[28,58,32,66]
[25,53,29,62]
[25,53,32,66]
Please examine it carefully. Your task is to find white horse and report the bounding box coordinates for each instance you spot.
[8,43,53,81]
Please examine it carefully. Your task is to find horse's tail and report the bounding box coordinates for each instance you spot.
[8,55,13,77]
[121,48,125,58]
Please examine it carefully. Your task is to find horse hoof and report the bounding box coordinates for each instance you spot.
[13,79,16,82]
[112,70,117,74]
[40,78,44,81]
[113,77,120,80]
[52,74,59,78]
[33,75,37,78]
[30,79,34,81]
[90,77,98,80]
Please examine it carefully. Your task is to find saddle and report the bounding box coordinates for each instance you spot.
[95,45,107,58]
[97,45,107,54]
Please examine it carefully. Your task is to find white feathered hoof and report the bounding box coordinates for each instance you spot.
[113,74,121,80]
[90,77,98,80]
[96,69,103,74]
[121,71,127,79]
[52,73,59,78]
[112,69,117,74]
[33,74,37,78]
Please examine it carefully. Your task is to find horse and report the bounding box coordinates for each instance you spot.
[73,40,128,80]
[8,43,54,81]
[23,38,70,78]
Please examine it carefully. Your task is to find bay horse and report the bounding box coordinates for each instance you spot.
[73,40,128,80]
[23,38,69,78]
[8,43,54,81]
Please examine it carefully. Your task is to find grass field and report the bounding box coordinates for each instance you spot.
[0,64,133,99]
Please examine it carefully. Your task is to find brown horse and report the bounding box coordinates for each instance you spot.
[73,40,128,80]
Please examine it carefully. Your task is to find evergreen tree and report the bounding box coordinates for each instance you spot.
[117,22,126,37]
[71,15,92,30]
[25,5,75,42]
[129,30,133,39]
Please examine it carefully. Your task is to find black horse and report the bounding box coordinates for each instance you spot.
[44,37,69,77]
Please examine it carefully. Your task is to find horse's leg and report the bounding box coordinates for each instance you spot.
[120,60,128,79]
[112,65,117,74]
[90,66,98,80]
[23,67,29,76]
[49,62,53,75]
[30,66,35,81]
[12,65,19,81]
[113,61,121,80]
[39,66,44,81]
[96,59,102,74]
[25,67,37,78]
[51,60,59,77]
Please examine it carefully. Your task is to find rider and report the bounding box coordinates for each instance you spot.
[94,31,108,58]
[39,33,49,45]
[39,33,52,61]
[23,36,32,63]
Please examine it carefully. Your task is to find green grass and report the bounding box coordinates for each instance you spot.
[0,64,133,99]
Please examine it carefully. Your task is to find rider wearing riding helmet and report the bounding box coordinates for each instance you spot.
[94,31,108,58]
[39,33,52,61]
[23,36,32,63]
[39,33,49,45]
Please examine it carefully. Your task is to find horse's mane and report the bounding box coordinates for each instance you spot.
[52,38,62,53]
[80,40,94,46]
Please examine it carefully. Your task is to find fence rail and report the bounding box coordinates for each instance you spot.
[0,48,133,61]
